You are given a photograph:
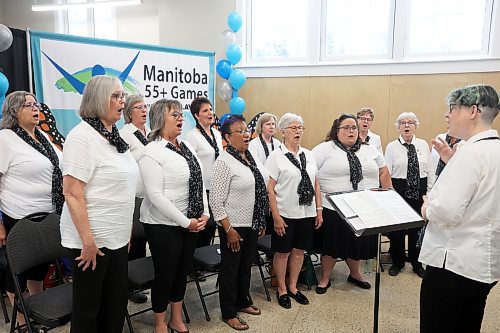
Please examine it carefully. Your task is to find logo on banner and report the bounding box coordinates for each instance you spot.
[42,51,141,95]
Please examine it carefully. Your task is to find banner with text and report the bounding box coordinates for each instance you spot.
[30,30,215,137]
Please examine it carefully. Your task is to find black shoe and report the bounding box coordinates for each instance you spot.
[287,288,309,305]
[347,275,371,289]
[315,281,331,295]
[388,264,401,277]
[412,265,425,278]
[128,291,148,304]
[276,291,291,309]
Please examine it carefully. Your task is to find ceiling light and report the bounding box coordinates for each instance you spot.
[32,0,142,12]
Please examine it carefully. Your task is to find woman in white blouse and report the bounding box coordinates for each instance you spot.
[313,114,392,294]
[266,113,323,309]
[185,97,223,247]
[139,99,209,333]
[0,90,63,325]
[210,114,269,331]
[248,112,280,163]
[385,112,434,278]
[60,76,140,332]
[119,94,151,304]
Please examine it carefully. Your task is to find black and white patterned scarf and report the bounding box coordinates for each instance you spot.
[282,148,315,206]
[82,117,129,153]
[259,134,275,159]
[333,138,364,190]
[133,129,148,146]
[365,135,370,143]
[12,125,64,215]
[435,134,461,178]
[166,141,204,219]
[226,145,269,230]
[400,139,420,200]
[196,123,219,159]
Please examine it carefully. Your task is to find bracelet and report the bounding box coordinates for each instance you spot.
[316,207,323,210]
[224,225,232,233]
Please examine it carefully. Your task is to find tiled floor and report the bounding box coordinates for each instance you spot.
[1,256,499,333]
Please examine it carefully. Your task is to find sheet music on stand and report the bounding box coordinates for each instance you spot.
[326,189,424,237]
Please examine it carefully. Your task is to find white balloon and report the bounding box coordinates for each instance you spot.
[220,30,236,48]
[217,80,233,101]
[0,24,13,53]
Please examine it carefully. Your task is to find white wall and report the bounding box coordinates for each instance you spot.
[3,0,58,32]
[0,0,5,23]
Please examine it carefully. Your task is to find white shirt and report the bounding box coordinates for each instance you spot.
[0,129,63,219]
[119,123,151,161]
[185,128,223,190]
[210,151,269,228]
[139,139,209,228]
[265,145,318,219]
[313,141,386,210]
[385,135,435,193]
[60,121,140,250]
[248,136,281,163]
[419,129,500,284]
[366,130,383,154]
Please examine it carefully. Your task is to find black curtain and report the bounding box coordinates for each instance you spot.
[0,27,31,94]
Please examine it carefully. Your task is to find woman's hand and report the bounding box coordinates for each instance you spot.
[76,236,105,271]
[258,228,266,237]
[315,210,323,229]
[0,223,6,247]
[274,216,288,236]
[187,218,205,232]
[227,228,243,252]
[421,195,429,222]
[197,215,209,231]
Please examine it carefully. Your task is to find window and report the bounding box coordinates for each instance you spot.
[322,0,394,60]
[249,0,309,62]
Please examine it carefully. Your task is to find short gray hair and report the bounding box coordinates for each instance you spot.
[1,91,37,129]
[255,113,278,135]
[123,94,145,123]
[278,112,303,131]
[79,75,121,119]
[395,112,419,129]
[148,99,182,142]
[357,107,375,120]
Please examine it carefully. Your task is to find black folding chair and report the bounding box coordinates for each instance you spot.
[0,247,10,323]
[6,213,72,333]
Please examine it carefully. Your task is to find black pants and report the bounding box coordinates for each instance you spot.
[389,178,426,268]
[143,223,198,313]
[420,265,497,333]
[128,197,147,261]
[196,190,216,247]
[69,245,128,333]
[218,226,259,319]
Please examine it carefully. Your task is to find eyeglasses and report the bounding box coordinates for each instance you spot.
[169,111,184,120]
[229,128,251,135]
[132,104,148,110]
[338,125,358,131]
[111,92,128,101]
[358,117,373,122]
[286,126,305,132]
[399,121,416,126]
[449,103,481,114]
[22,102,42,110]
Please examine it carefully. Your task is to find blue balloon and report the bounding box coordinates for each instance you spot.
[0,95,5,119]
[229,97,246,115]
[226,44,242,65]
[228,12,243,33]
[216,60,233,80]
[0,72,9,96]
[219,113,233,126]
[228,69,247,90]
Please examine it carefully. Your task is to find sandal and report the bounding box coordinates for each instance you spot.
[223,316,249,331]
[237,305,261,315]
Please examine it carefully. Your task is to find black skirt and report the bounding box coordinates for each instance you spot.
[313,208,377,260]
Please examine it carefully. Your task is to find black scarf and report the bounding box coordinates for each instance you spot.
[226,145,269,230]
[196,123,219,159]
[166,141,204,219]
[400,139,420,200]
[259,134,275,159]
[283,148,315,206]
[133,129,148,146]
[12,125,64,215]
[435,134,461,177]
[365,135,370,143]
[333,138,364,190]
[83,117,129,153]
